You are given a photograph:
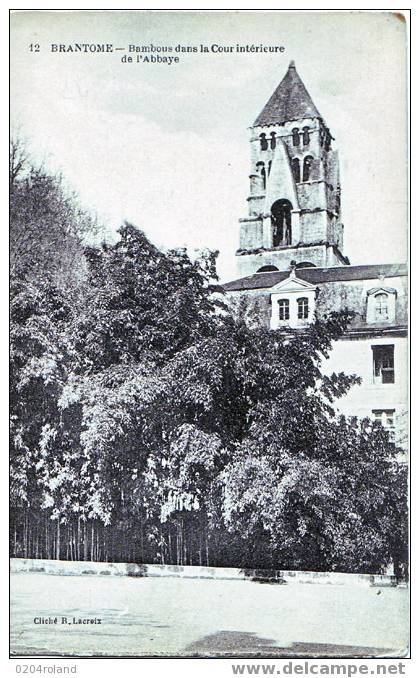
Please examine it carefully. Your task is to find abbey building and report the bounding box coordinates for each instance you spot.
[223,61,408,445]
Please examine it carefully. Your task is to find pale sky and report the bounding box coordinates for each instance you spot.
[10,10,407,282]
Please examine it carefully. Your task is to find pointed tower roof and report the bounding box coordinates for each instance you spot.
[254,61,321,127]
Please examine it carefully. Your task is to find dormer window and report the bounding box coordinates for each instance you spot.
[292,128,300,146]
[375,293,389,321]
[297,297,309,320]
[270,274,317,330]
[278,299,290,320]
[366,287,397,324]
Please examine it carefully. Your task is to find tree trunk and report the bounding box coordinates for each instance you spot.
[56,520,60,560]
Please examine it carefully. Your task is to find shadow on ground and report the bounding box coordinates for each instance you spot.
[11,633,397,658]
[184,630,394,658]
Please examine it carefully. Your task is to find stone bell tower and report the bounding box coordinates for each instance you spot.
[237,61,348,277]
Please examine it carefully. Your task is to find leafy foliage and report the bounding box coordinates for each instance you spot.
[10,142,408,575]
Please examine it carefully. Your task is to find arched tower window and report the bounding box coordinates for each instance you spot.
[302,155,314,182]
[302,126,310,145]
[268,160,272,176]
[292,158,301,183]
[292,128,300,146]
[270,132,276,149]
[261,165,266,189]
[297,297,309,320]
[271,199,292,247]
[259,133,268,151]
[256,161,266,189]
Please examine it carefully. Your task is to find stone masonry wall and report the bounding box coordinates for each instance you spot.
[10,558,401,586]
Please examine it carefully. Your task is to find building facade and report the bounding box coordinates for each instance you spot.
[223,61,408,446]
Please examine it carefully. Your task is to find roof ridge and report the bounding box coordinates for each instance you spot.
[223,262,407,292]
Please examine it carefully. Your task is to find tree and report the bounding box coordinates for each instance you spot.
[59,270,407,572]
[10,136,99,291]
[72,222,222,372]
[10,139,98,559]
[10,170,407,574]
[160,313,407,574]
[222,418,407,574]
[10,136,28,190]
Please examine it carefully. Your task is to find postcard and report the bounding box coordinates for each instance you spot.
[9,9,409,660]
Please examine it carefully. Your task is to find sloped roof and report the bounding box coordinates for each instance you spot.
[254,61,321,127]
[223,263,408,292]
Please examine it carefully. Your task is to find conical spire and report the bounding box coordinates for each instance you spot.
[254,61,321,127]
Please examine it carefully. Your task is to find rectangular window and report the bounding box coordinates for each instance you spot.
[375,293,389,321]
[278,299,289,320]
[297,297,309,320]
[372,409,395,441]
[372,345,395,384]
